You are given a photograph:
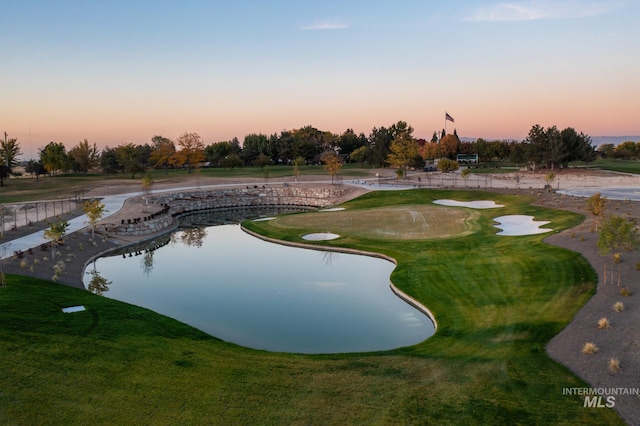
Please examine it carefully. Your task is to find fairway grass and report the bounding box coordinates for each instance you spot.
[270,204,481,240]
[0,188,624,424]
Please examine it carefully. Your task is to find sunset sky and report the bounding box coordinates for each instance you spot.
[2,0,639,159]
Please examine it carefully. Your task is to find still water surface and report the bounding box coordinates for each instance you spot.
[87,209,434,353]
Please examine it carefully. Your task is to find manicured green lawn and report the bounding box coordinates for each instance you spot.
[0,189,624,424]
[588,158,640,174]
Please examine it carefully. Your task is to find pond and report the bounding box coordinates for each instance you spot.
[86,208,435,354]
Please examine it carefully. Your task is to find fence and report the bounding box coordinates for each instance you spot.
[0,196,84,235]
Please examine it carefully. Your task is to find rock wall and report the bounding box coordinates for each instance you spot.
[108,186,346,237]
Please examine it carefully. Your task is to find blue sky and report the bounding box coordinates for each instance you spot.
[2,0,639,158]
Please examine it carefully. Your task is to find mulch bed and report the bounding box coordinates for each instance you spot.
[534,192,640,423]
[2,228,118,289]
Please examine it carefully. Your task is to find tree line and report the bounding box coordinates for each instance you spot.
[1,122,601,181]
[597,141,640,160]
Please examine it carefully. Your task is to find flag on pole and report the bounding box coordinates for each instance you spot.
[445,112,455,123]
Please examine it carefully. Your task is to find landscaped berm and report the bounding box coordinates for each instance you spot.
[0,188,627,424]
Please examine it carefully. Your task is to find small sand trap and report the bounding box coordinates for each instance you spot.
[302,233,340,241]
[62,305,86,313]
[319,207,345,212]
[494,215,552,236]
[252,217,276,222]
[433,200,504,209]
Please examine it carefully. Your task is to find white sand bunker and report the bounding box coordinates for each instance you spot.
[494,215,552,236]
[252,217,276,222]
[433,200,504,209]
[319,207,345,212]
[302,233,340,241]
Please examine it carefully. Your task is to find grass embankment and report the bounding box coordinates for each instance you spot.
[589,158,640,174]
[0,189,624,424]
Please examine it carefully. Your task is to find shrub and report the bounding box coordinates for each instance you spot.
[579,235,585,242]
[613,302,624,312]
[582,342,599,354]
[19,260,27,269]
[636,263,640,271]
[613,253,621,263]
[620,287,632,297]
[609,358,621,372]
[598,317,610,329]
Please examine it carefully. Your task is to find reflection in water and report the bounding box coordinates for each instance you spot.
[88,207,434,353]
[321,250,336,266]
[173,227,207,248]
[86,265,112,296]
[141,250,154,277]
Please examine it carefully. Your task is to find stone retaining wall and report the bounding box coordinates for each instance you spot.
[108,186,346,236]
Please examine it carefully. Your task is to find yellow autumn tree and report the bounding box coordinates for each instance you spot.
[172,132,205,174]
[321,151,343,184]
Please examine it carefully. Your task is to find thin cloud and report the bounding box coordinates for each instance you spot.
[300,20,348,31]
[466,1,615,22]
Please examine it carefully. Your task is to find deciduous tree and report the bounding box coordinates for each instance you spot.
[69,139,99,174]
[141,175,154,211]
[387,132,419,179]
[461,168,471,187]
[43,220,69,259]
[222,154,243,170]
[100,146,121,174]
[321,151,343,184]
[173,132,205,174]
[437,158,459,173]
[254,153,271,170]
[586,192,607,230]
[0,134,22,172]
[0,165,9,187]
[39,142,70,175]
[292,156,305,181]
[24,160,47,181]
[350,146,368,168]
[116,143,146,179]
[83,199,107,238]
[149,136,176,172]
[439,134,460,159]
[598,215,639,285]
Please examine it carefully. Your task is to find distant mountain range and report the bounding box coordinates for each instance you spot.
[590,136,640,146]
[460,136,640,146]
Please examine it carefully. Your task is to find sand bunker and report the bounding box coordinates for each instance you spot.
[302,233,340,241]
[493,215,552,236]
[434,200,504,209]
[252,217,276,222]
